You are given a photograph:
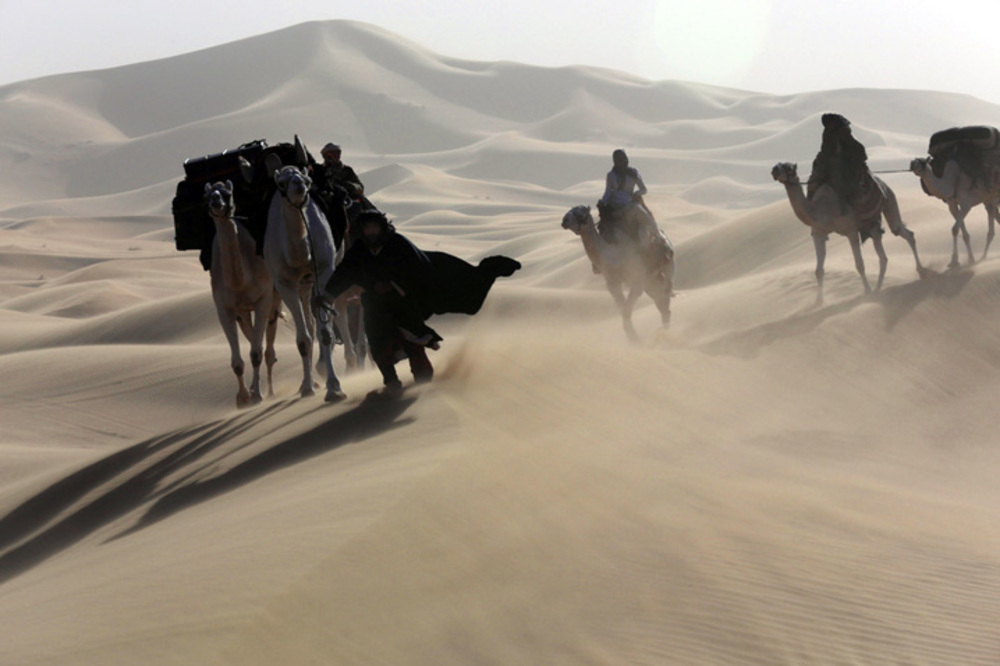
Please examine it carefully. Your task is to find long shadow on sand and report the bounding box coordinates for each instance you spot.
[698,268,974,359]
[0,395,415,584]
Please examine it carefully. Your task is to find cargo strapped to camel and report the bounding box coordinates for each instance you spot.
[926,126,1000,187]
[172,136,352,274]
[171,140,268,252]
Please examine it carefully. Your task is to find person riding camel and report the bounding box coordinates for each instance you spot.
[596,149,670,272]
[324,210,521,397]
[316,142,378,235]
[320,143,365,199]
[808,113,869,213]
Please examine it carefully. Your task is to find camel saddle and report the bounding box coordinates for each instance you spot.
[848,171,886,241]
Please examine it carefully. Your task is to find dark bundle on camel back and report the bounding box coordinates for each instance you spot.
[926,125,1000,187]
[184,136,355,271]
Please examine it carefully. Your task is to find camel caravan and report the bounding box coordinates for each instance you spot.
[771,117,1000,303]
[173,135,521,405]
[173,136,370,405]
[172,120,1000,403]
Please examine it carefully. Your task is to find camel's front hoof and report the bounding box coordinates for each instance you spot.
[300,386,316,399]
[325,389,347,403]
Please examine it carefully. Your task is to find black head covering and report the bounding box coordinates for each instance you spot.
[821,113,850,130]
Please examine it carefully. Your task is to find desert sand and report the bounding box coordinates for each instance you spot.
[1,20,998,665]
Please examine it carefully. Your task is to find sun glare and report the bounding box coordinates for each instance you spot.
[652,0,773,84]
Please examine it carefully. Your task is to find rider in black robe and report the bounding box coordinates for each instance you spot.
[325,211,521,393]
[808,113,869,212]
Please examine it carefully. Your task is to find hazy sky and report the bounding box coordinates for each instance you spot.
[3,0,1000,105]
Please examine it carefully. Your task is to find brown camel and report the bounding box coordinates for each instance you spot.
[206,180,280,407]
[562,205,674,342]
[771,162,924,304]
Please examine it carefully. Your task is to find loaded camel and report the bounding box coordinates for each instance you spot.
[562,204,674,342]
[909,157,999,267]
[264,163,346,402]
[239,142,368,374]
[771,162,924,304]
[205,180,281,407]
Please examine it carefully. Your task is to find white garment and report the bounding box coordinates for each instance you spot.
[601,167,647,208]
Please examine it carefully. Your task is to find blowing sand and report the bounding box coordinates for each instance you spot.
[1,20,998,665]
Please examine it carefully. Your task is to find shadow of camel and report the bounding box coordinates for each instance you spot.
[698,268,974,360]
[0,396,416,584]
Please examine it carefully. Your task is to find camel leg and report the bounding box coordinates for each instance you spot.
[883,188,924,276]
[247,300,274,405]
[275,280,315,398]
[314,297,346,402]
[949,202,974,267]
[264,293,280,398]
[606,277,639,343]
[233,313,263,402]
[847,232,873,294]
[650,285,672,327]
[218,309,251,408]
[333,294,358,371]
[648,264,674,327]
[982,203,997,262]
[896,225,924,278]
[871,233,888,293]
[812,233,827,306]
[622,282,644,343]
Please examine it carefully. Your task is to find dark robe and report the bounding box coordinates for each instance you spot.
[325,231,519,321]
[325,229,520,384]
[808,127,869,204]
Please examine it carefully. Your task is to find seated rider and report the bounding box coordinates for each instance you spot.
[808,113,869,213]
[597,149,669,269]
[320,142,365,200]
[318,142,378,237]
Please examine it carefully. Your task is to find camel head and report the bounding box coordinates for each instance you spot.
[274,165,312,207]
[909,157,930,174]
[771,162,799,184]
[561,205,594,235]
[204,180,235,218]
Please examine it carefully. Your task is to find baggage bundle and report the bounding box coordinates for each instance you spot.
[928,125,1000,158]
[926,126,1000,186]
[171,140,268,252]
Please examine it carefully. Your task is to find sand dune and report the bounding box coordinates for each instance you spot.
[1,19,999,665]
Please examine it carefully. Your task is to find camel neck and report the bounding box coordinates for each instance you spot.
[212,214,248,291]
[782,181,816,228]
[578,224,605,267]
[280,201,311,268]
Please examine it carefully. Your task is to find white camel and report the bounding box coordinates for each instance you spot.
[264,165,345,402]
[771,162,924,304]
[205,180,280,407]
[562,205,674,341]
[909,157,999,267]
